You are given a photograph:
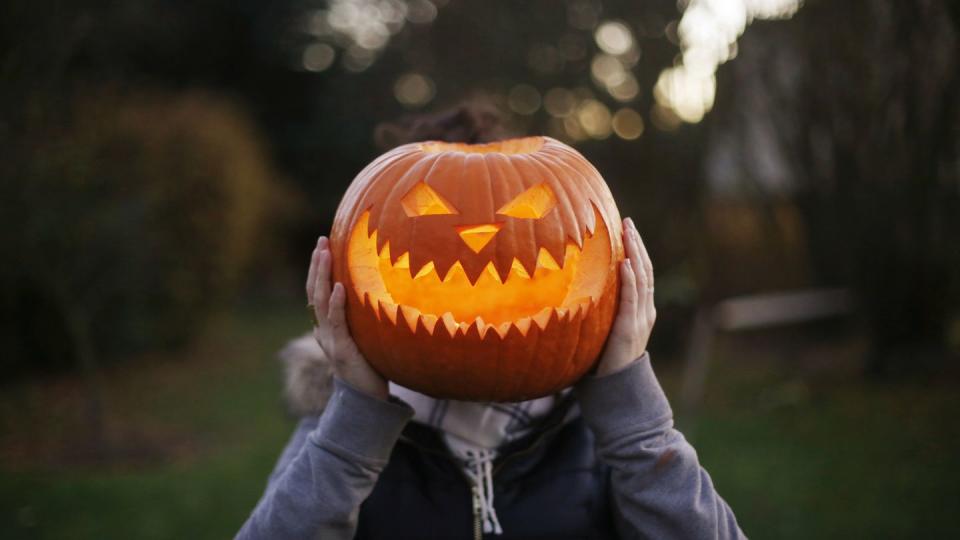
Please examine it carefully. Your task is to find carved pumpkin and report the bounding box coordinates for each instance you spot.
[330,136,623,401]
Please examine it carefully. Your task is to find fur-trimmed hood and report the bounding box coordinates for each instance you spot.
[280,334,334,416]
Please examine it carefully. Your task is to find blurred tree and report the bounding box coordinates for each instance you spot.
[707,0,960,375]
[1,89,282,451]
[2,90,279,373]
[0,0,294,457]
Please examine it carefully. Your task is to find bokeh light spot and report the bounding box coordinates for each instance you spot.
[303,43,336,72]
[607,73,639,102]
[394,73,436,107]
[301,0,447,74]
[651,103,682,132]
[508,84,541,115]
[406,0,438,24]
[544,88,576,118]
[343,46,376,72]
[594,21,634,55]
[563,116,588,141]
[612,108,645,140]
[654,66,715,123]
[576,99,612,139]
[653,0,801,123]
[590,54,624,87]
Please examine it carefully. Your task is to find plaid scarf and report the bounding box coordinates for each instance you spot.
[389,383,569,535]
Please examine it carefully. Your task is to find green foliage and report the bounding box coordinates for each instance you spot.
[1,90,280,374]
[1,304,958,539]
[0,301,301,540]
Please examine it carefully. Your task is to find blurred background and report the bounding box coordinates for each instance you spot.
[2,0,959,537]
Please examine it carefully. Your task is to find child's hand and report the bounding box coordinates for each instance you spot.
[307,236,389,400]
[596,218,656,376]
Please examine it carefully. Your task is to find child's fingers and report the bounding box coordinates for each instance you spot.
[635,240,648,299]
[622,218,637,260]
[313,249,333,321]
[306,237,328,303]
[624,219,645,297]
[305,248,319,302]
[631,223,653,292]
[629,224,656,320]
[306,248,316,301]
[328,282,351,346]
[618,259,639,317]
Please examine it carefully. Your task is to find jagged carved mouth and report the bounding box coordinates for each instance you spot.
[347,208,612,339]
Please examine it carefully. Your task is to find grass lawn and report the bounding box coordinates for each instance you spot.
[674,355,960,538]
[1,301,958,539]
[0,300,302,540]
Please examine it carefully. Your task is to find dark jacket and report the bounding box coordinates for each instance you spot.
[236,336,746,539]
[358,399,617,539]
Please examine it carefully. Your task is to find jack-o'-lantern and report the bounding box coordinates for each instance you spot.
[329,136,623,401]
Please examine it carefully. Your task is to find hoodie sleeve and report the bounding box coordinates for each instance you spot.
[236,378,414,540]
[574,353,746,540]
[262,416,319,493]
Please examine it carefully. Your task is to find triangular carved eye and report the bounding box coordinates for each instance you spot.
[401,182,458,217]
[496,183,556,219]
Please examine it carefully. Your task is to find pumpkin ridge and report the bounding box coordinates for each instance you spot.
[527,150,593,251]
[376,152,445,262]
[484,152,523,281]
[363,151,434,241]
[533,152,600,239]
[502,154,540,277]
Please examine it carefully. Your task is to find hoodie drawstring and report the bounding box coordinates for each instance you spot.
[465,449,503,535]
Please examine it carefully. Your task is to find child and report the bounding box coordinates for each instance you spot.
[237,107,745,539]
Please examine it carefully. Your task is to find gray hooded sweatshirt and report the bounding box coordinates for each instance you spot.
[237,337,745,539]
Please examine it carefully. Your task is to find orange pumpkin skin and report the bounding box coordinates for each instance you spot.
[330,136,623,401]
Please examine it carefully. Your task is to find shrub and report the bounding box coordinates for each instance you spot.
[1,90,280,376]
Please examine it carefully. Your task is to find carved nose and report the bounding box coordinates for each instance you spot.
[456,223,503,253]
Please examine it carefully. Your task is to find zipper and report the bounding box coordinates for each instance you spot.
[399,435,485,539]
[471,485,483,540]
[397,395,576,539]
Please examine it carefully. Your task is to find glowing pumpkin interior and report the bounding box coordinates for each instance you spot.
[347,205,612,338]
